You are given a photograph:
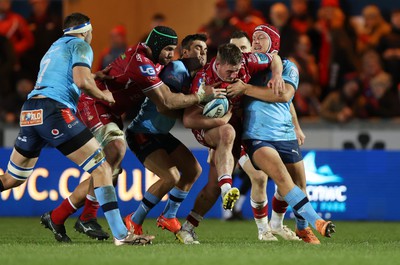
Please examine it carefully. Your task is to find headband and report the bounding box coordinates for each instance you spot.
[63,21,92,35]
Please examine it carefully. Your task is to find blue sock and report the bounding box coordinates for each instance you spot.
[132,191,161,225]
[94,186,127,240]
[163,187,189,218]
[284,186,322,229]
[293,209,308,230]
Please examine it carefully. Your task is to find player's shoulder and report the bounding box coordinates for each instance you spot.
[243,52,272,65]
[163,60,186,73]
[282,58,297,69]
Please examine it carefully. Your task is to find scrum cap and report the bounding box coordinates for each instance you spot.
[253,24,280,53]
[145,26,178,62]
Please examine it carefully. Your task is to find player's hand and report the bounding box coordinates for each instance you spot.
[198,82,226,103]
[93,65,115,81]
[295,127,306,146]
[220,105,233,124]
[267,74,285,95]
[226,79,247,97]
[103,89,115,105]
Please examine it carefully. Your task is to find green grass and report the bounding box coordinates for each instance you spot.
[0,218,399,265]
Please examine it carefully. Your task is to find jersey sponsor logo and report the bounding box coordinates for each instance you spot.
[254,53,270,64]
[61,108,76,124]
[139,64,156,76]
[20,109,43,127]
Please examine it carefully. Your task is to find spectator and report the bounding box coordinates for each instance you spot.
[0,75,33,124]
[313,0,358,99]
[140,13,166,42]
[289,34,320,97]
[269,2,299,57]
[0,34,16,99]
[357,4,391,54]
[359,72,400,118]
[198,0,237,60]
[320,73,363,123]
[359,49,386,97]
[97,25,128,71]
[293,77,321,118]
[289,0,315,35]
[230,0,266,40]
[376,9,400,92]
[0,0,34,61]
[20,0,62,75]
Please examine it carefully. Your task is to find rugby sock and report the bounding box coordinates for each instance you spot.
[293,209,308,230]
[218,174,232,191]
[186,211,203,227]
[163,187,188,218]
[94,186,127,239]
[250,198,269,233]
[51,197,77,225]
[0,179,4,192]
[250,198,268,219]
[284,186,322,229]
[270,192,288,230]
[132,191,161,225]
[79,194,100,222]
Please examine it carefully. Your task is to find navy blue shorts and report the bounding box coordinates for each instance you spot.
[15,98,93,158]
[126,132,182,164]
[243,139,303,166]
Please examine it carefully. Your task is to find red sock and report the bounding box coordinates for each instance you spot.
[51,198,76,225]
[79,196,100,221]
[272,195,288,213]
[251,203,268,219]
[218,174,232,187]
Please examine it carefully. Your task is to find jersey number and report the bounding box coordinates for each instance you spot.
[37,58,51,84]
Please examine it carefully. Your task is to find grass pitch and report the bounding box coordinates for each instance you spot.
[0,218,399,265]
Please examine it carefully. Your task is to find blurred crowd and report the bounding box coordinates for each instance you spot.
[1,0,400,125]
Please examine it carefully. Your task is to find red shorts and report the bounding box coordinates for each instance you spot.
[77,99,123,132]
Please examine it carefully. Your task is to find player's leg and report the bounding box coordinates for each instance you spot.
[285,161,320,244]
[64,135,153,245]
[124,133,181,235]
[177,163,220,244]
[204,125,239,210]
[48,123,125,240]
[157,137,202,234]
[250,143,335,238]
[239,153,277,241]
[0,149,38,191]
[74,123,126,240]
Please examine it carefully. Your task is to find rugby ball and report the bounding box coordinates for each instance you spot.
[202,97,229,118]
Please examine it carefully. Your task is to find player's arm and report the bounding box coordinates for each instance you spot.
[227,79,294,103]
[146,83,223,113]
[73,66,115,104]
[267,53,284,95]
[290,103,306,146]
[182,104,232,130]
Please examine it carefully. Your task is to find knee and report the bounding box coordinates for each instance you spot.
[185,162,202,183]
[250,173,267,188]
[218,125,235,145]
[163,169,181,187]
[105,139,126,162]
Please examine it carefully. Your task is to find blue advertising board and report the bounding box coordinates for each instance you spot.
[1,148,400,221]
